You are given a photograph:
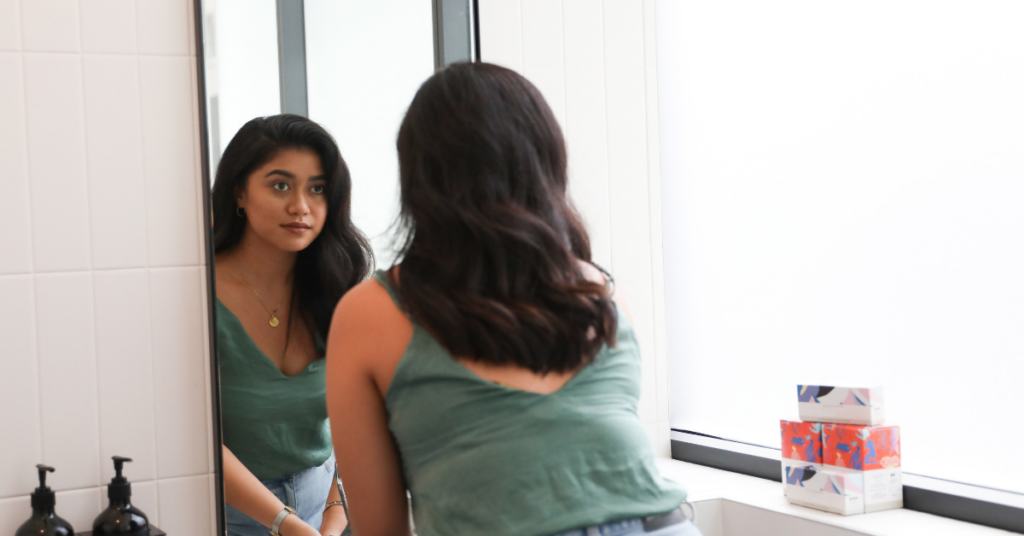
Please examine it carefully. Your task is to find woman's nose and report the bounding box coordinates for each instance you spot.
[288,192,311,215]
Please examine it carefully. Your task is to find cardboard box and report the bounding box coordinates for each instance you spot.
[798,385,885,426]
[822,423,903,512]
[782,458,818,497]
[781,420,823,463]
[785,465,865,515]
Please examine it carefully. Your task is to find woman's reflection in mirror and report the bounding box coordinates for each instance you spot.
[212,114,371,536]
[324,63,699,536]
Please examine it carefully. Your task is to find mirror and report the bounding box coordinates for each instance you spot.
[195,1,476,534]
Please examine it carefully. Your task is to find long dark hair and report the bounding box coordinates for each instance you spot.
[393,63,617,373]
[212,114,373,338]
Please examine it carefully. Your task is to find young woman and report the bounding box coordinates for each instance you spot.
[325,64,697,536]
[213,115,371,536]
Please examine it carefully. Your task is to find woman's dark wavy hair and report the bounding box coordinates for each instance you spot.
[393,62,617,373]
[212,114,373,338]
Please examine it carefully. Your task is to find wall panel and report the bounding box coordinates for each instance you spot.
[479,0,669,454]
[0,0,215,532]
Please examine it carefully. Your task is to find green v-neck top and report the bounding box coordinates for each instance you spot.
[217,299,332,481]
[375,271,688,536]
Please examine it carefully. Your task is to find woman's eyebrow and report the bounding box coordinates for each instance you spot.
[265,169,296,179]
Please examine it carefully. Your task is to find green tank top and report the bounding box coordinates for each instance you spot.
[217,299,332,481]
[376,271,687,536]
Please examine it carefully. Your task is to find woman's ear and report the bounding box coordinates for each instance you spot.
[235,184,248,209]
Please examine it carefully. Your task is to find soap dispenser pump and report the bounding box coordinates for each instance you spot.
[15,464,76,536]
[92,456,150,535]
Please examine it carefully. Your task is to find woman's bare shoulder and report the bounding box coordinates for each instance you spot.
[333,276,404,326]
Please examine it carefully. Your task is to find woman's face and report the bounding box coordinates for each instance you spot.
[236,147,328,252]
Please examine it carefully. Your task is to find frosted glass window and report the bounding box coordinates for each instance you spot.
[305,0,435,264]
[209,0,281,155]
[657,1,1024,493]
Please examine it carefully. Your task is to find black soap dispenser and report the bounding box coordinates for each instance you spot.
[92,456,150,535]
[15,464,76,536]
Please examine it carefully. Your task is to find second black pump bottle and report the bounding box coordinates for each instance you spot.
[92,456,150,535]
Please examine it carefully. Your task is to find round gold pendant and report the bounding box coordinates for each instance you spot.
[269,315,280,328]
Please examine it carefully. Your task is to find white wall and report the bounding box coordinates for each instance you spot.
[0,1,217,534]
[479,0,671,456]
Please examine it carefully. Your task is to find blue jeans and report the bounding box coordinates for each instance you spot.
[553,505,703,536]
[226,454,338,536]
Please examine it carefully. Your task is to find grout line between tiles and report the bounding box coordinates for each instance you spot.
[30,277,44,476]
[135,2,163,507]
[20,50,192,58]
[77,3,104,492]
[0,265,206,279]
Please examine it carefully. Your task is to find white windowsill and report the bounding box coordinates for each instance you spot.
[654,458,1017,536]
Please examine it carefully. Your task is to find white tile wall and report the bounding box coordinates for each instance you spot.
[158,475,213,536]
[140,56,201,268]
[480,0,672,453]
[80,0,138,55]
[0,276,41,497]
[20,0,81,53]
[23,53,93,273]
[0,1,215,533]
[0,53,33,274]
[0,0,21,52]
[83,54,149,270]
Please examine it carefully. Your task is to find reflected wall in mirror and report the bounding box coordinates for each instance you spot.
[196,1,477,534]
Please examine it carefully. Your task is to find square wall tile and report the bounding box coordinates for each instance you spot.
[23,53,92,273]
[0,0,19,51]
[35,273,100,491]
[130,480,160,526]
[0,275,41,499]
[0,53,33,275]
[20,0,81,53]
[136,0,191,56]
[139,56,200,267]
[94,270,157,483]
[0,496,31,531]
[150,268,211,478]
[83,55,148,270]
[54,486,102,530]
[158,475,213,536]
[80,0,138,54]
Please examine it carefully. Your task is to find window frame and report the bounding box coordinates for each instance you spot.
[670,430,1024,533]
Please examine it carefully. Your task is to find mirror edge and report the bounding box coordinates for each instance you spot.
[191,0,226,533]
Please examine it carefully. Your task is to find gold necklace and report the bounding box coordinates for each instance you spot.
[241,274,283,328]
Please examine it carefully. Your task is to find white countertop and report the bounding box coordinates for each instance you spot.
[654,458,1017,536]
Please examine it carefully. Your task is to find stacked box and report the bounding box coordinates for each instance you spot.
[798,385,885,426]
[782,385,902,515]
[822,423,903,512]
[785,465,865,516]
[780,420,822,496]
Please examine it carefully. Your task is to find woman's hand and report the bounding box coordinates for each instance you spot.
[279,514,321,536]
[319,504,349,536]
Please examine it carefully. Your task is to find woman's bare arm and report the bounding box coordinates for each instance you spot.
[222,446,319,536]
[319,471,347,536]
[325,280,413,536]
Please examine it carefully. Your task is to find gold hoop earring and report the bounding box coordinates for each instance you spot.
[236,207,245,217]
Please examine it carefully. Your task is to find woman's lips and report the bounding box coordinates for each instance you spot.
[281,222,312,234]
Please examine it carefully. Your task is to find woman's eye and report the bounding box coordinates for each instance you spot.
[311,184,325,194]
[273,182,289,192]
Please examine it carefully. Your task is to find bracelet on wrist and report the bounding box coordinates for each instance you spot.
[269,506,296,536]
